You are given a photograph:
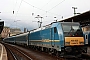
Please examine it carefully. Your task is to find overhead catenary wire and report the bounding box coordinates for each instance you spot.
[16,0,23,15]
[12,0,23,29]
[41,0,65,18]
[13,0,65,22]
[22,0,65,17]
[22,0,47,14]
[13,0,23,15]
[40,0,53,9]
[47,0,65,12]
[35,0,52,16]
[13,0,17,13]
[13,0,23,22]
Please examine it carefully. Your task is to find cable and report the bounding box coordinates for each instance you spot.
[22,0,45,12]
[40,0,52,9]
[14,0,65,20]
[14,0,23,20]
[22,0,62,16]
[13,0,17,12]
[48,0,65,11]
[16,0,23,14]
[41,0,65,18]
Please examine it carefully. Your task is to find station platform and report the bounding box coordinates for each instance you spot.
[0,43,7,60]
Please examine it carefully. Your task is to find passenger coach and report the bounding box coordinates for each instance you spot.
[83,31,90,45]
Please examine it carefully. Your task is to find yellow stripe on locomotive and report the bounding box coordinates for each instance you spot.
[65,37,84,46]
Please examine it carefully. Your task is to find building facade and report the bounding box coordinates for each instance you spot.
[10,28,23,36]
[1,26,10,38]
[1,27,22,38]
[82,26,90,32]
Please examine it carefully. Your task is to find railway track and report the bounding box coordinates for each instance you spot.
[1,42,64,60]
[2,42,32,60]
[62,46,90,60]
[61,54,90,60]
[1,42,90,60]
[5,45,18,60]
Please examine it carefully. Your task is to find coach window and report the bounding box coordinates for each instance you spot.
[85,34,88,39]
[54,27,57,33]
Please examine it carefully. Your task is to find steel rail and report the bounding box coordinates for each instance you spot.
[4,44,18,60]
[4,43,33,60]
[16,49,33,60]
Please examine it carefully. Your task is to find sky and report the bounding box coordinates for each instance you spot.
[0,0,90,31]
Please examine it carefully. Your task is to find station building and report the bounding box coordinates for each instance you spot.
[0,27,22,39]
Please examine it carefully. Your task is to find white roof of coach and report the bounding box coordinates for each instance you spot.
[15,32,29,37]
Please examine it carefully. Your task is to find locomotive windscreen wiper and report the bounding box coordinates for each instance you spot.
[68,26,74,34]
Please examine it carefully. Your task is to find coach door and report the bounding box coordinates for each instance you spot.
[26,34,29,46]
[85,34,88,44]
[51,27,57,47]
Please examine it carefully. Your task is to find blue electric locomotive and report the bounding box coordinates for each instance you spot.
[3,22,87,55]
[28,22,87,55]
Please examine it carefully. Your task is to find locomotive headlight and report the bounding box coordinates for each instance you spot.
[65,42,70,45]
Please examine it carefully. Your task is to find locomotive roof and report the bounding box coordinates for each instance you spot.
[60,22,80,24]
[29,21,80,33]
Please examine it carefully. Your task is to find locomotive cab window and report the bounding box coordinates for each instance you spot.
[61,23,83,37]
